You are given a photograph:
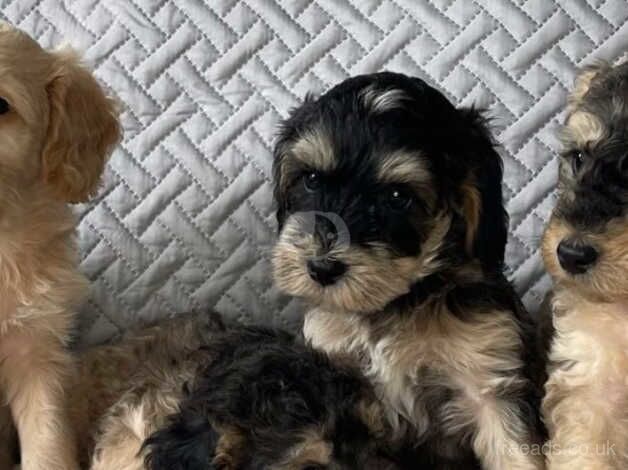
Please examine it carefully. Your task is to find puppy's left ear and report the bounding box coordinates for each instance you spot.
[272,94,317,229]
[43,48,121,202]
[458,109,508,271]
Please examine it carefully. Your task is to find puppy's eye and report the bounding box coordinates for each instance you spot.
[0,97,9,115]
[386,187,413,210]
[303,171,322,192]
[570,150,585,173]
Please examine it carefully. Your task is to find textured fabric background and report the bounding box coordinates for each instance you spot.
[1,1,627,344]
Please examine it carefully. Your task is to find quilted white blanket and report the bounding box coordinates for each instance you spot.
[1,1,627,344]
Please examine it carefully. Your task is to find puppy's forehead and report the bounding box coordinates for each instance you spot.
[0,25,51,95]
[0,24,44,62]
[567,63,628,145]
[288,83,434,165]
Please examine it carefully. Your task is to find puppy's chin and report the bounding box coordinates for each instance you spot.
[272,215,449,313]
[543,216,628,302]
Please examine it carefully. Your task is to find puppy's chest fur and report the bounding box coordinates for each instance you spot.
[0,200,85,339]
[547,290,628,425]
[304,301,524,446]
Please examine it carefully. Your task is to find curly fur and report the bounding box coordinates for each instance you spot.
[143,326,406,470]
[541,62,628,469]
[272,72,544,469]
[65,312,219,469]
[61,312,411,469]
[0,23,120,470]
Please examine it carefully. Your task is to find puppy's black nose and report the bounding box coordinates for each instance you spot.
[557,240,598,274]
[307,258,346,286]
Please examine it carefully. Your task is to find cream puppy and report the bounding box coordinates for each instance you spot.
[0,24,120,470]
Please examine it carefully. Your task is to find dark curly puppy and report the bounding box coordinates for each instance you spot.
[143,326,405,470]
[271,72,544,469]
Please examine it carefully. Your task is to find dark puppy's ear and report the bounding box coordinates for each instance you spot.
[143,413,218,470]
[458,108,508,272]
[272,94,318,230]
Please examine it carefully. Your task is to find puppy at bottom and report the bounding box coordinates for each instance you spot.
[67,312,409,470]
[272,72,545,469]
[541,62,628,469]
[143,324,408,470]
[0,24,120,470]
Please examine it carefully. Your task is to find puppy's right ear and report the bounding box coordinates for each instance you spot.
[43,47,121,202]
[568,63,609,111]
[458,108,508,272]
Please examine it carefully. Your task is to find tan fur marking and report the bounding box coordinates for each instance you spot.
[461,178,482,255]
[376,150,434,201]
[291,129,336,172]
[276,427,331,470]
[361,85,408,113]
[277,129,336,194]
[212,426,248,470]
[563,111,605,147]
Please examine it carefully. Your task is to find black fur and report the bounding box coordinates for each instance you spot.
[144,327,410,470]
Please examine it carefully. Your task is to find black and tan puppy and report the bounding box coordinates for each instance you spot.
[272,72,544,469]
[143,327,405,470]
[541,63,628,469]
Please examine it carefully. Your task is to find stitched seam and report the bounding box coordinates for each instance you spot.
[242,0,312,51]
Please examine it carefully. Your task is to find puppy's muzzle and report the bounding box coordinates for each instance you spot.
[557,238,598,274]
[307,257,347,286]
[304,213,349,285]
